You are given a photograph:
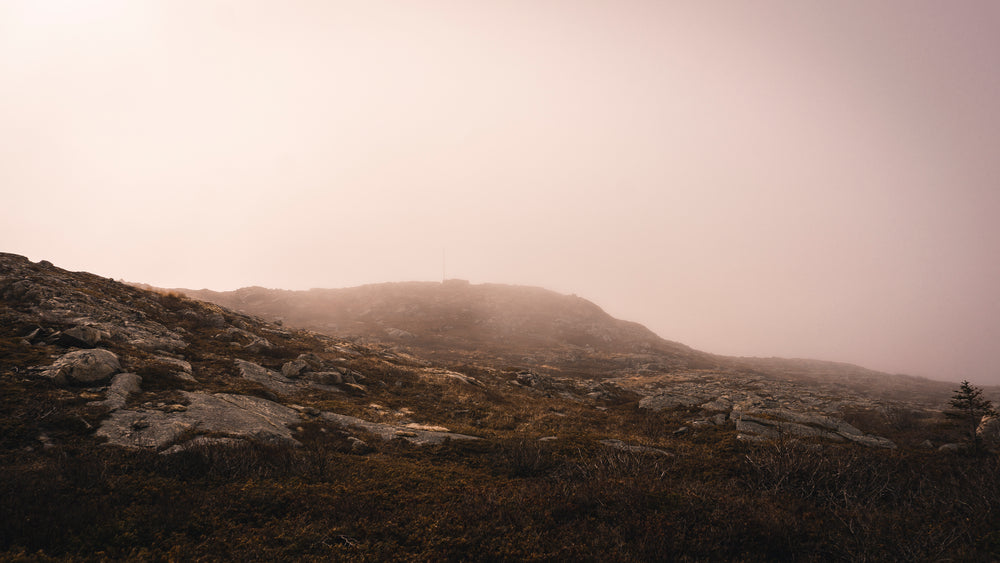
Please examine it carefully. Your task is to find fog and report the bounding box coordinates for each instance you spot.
[3,1,999,383]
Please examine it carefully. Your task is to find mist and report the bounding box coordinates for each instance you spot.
[2,1,999,384]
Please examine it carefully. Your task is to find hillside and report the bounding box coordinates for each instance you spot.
[3,252,1000,560]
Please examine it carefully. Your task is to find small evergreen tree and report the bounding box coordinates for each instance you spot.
[945,380,997,452]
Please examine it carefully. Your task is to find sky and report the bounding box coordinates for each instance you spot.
[2,1,999,384]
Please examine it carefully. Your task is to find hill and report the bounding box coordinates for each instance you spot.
[180,281,957,406]
[180,280,712,373]
[3,252,999,560]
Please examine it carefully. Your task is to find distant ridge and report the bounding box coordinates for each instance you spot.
[180,280,713,372]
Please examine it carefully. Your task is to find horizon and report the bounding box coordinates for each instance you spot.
[3,1,999,384]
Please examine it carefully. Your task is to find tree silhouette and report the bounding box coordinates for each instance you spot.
[945,380,997,452]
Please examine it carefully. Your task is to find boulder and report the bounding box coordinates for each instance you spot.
[56,325,106,348]
[45,349,121,384]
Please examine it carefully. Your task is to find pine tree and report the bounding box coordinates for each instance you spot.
[945,380,997,452]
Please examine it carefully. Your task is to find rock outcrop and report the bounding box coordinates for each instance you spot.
[97,391,302,450]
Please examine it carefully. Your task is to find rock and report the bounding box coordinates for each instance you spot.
[243,338,273,353]
[304,371,343,385]
[56,325,106,348]
[98,373,142,410]
[599,439,673,456]
[296,353,324,370]
[347,436,372,453]
[842,433,896,449]
[318,411,478,446]
[161,436,244,455]
[425,369,482,386]
[130,334,188,352]
[235,359,299,395]
[699,397,733,412]
[155,356,196,382]
[281,359,310,378]
[404,423,450,432]
[44,349,121,384]
[96,391,302,450]
[735,420,780,439]
[977,415,1000,449]
[538,436,559,442]
[938,443,962,453]
[732,408,894,448]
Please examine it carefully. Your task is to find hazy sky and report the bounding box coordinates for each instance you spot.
[3,1,999,384]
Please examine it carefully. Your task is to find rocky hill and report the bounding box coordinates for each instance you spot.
[180,280,713,374]
[3,252,999,561]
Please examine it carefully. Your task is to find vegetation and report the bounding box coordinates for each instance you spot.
[946,380,997,453]
[2,372,1000,561]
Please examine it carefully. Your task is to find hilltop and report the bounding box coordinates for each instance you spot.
[3,252,999,561]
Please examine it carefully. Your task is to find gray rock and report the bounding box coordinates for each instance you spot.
[699,397,733,412]
[841,433,895,449]
[347,436,372,453]
[639,393,706,412]
[96,391,301,450]
[155,356,196,382]
[57,325,105,348]
[305,371,343,385]
[99,373,142,410]
[709,413,728,425]
[599,439,673,456]
[516,371,553,389]
[938,443,962,453]
[243,338,273,353]
[45,349,121,384]
[161,436,244,455]
[281,359,310,378]
[296,353,324,370]
[735,419,780,438]
[130,334,188,352]
[235,359,299,395]
[318,411,478,446]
